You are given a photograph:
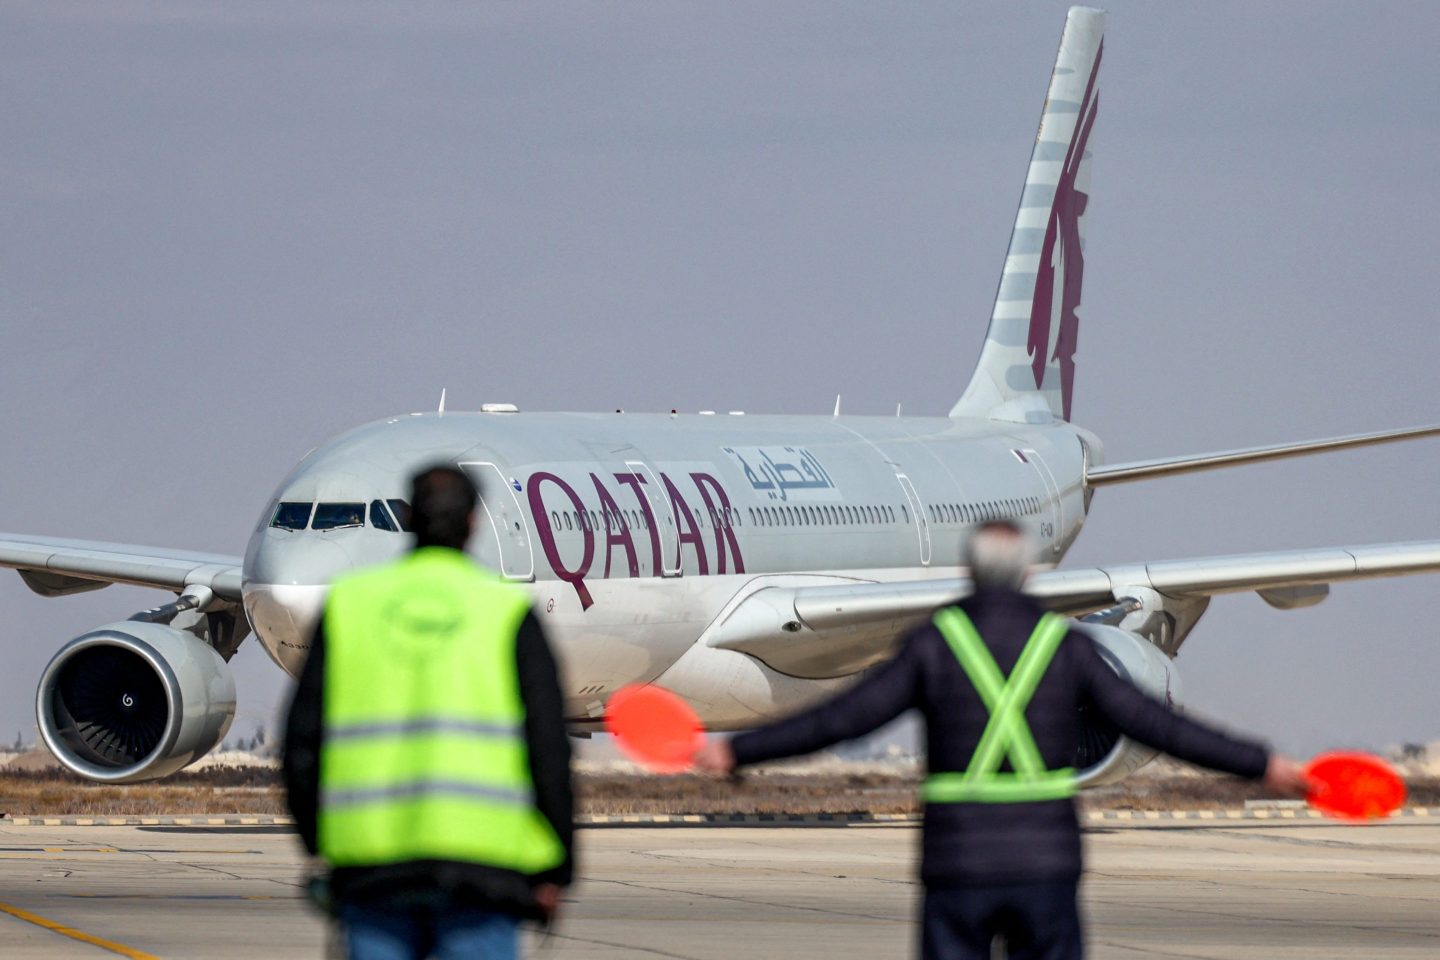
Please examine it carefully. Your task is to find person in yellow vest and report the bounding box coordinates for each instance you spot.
[695,520,1311,960]
[283,466,573,960]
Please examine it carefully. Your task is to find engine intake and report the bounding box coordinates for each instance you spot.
[37,622,236,782]
[1073,624,1182,787]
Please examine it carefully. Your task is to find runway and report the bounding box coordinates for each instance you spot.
[0,820,1437,958]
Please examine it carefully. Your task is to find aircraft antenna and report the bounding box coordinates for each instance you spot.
[833,394,842,418]
[438,388,447,414]
[896,403,902,417]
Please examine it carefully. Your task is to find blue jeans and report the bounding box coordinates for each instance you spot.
[341,900,519,960]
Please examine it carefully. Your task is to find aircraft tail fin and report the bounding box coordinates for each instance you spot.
[951,6,1104,423]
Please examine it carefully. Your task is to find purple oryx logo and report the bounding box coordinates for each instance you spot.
[1027,41,1101,423]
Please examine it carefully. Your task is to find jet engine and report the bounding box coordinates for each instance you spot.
[1073,624,1182,787]
[36,621,236,782]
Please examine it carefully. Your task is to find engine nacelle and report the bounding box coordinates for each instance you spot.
[1073,624,1182,787]
[36,621,236,782]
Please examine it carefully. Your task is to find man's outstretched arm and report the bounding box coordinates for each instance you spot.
[706,636,923,772]
[1073,632,1308,792]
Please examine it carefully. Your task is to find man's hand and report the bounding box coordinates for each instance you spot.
[693,738,735,777]
[1263,754,1312,797]
[533,883,563,925]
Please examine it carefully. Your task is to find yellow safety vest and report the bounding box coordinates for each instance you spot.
[921,608,1077,804]
[317,547,566,874]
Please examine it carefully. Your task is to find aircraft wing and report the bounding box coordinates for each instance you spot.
[0,533,243,600]
[710,540,1440,679]
[1087,423,1440,486]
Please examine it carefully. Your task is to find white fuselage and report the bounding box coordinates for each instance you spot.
[240,410,1097,726]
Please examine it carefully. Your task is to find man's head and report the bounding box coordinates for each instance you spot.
[964,519,1032,591]
[409,465,478,551]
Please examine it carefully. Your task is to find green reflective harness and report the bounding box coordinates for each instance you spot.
[922,608,1077,804]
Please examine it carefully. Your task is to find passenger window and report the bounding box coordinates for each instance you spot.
[312,502,365,530]
[386,499,413,532]
[370,500,399,532]
[271,501,313,531]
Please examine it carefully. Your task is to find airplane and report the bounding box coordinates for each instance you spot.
[4,5,1439,786]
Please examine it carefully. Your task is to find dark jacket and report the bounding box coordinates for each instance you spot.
[730,587,1269,887]
[282,567,574,920]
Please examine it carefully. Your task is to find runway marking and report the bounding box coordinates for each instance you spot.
[0,807,1432,828]
[0,847,256,855]
[0,900,158,959]
[61,894,299,902]
[0,847,119,854]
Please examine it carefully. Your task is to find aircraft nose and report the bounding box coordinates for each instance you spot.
[243,534,354,675]
[247,531,352,586]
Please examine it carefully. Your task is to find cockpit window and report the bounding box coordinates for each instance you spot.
[271,501,313,531]
[369,500,399,532]
[312,502,365,530]
[386,499,413,532]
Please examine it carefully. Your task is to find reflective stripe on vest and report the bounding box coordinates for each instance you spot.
[921,608,1077,804]
[318,547,566,874]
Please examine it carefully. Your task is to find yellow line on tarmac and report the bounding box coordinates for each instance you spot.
[0,900,158,959]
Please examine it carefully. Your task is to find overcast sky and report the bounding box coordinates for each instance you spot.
[1,2,1436,757]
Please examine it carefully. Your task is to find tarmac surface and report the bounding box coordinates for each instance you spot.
[0,819,1437,958]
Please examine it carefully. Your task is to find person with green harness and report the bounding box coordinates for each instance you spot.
[284,466,573,960]
[695,520,1308,959]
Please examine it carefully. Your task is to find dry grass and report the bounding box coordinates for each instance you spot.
[577,769,921,815]
[0,767,288,817]
[4,766,1436,818]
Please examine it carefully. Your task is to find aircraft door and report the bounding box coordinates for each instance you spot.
[624,460,682,577]
[458,462,536,581]
[1021,449,1064,556]
[894,473,932,566]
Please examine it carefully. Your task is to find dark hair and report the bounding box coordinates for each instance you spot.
[409,465,478,550]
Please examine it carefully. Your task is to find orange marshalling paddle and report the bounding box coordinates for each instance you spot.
[604,684,704,773]
[1305,752,1406,821]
